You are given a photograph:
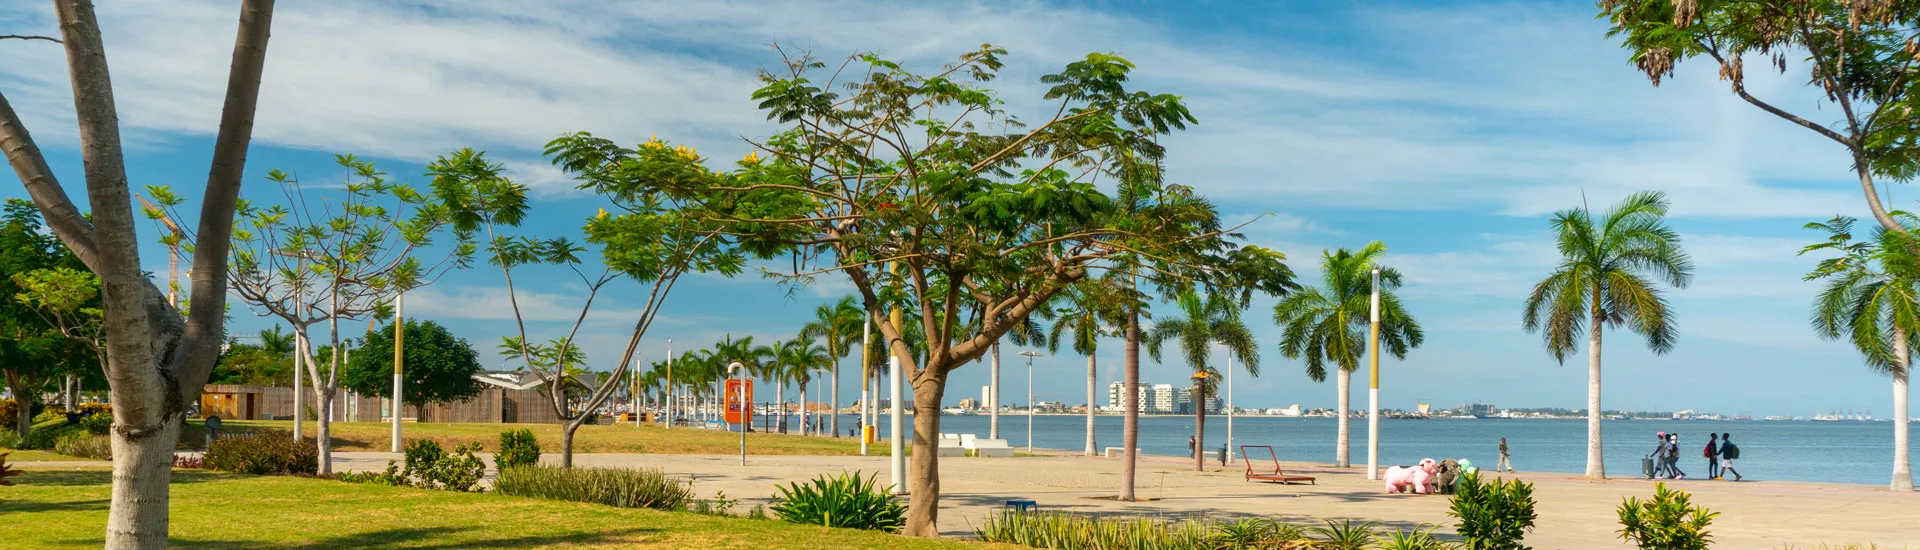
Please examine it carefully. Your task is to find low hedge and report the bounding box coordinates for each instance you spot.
[204,432,317,475]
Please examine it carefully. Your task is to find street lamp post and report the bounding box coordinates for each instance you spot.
[390,291,404,453]
[729,361,747,465]
[1019,350,1042,454]
[1367,267,1382,480]
[664,339,673,430]
[887,262,906,495]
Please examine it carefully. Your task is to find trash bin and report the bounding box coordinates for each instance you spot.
[1641,457,1656,479]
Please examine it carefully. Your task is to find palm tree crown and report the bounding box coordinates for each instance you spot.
[1804,215,1920,374]
[1147,291,1260,381]
[1522,191,1692,361]
[1272,242,1422,382]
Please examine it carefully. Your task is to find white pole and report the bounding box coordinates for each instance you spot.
[889,352,904,494]
[1227,354,1235,465]
[860,315,871,456]
[390,291,405,453]
[1367,268,1382,481]
[293,328,304,440]
[1027,354,1034,455]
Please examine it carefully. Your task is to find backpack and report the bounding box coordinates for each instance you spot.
[1703,443,1714,458]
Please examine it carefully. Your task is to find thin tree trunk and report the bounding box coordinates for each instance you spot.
[1587,308,1606,480]
[799,381,809,436]
[560,419,579,469]
[293,328,304,439]
[1194,386,1207,471]
[1894,330,1912,491]
[831,342,840,438]
[990,342,1000,440]
[903,372,947,537]
[1120,307,1140,501]
[9,381,30,436]
[65,374,77,410]
[1085,355,1096,456]
[1336,368,1351,468]
[777,381,786,433]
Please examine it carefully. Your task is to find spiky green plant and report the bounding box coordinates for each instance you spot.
[494,465,692,510]
[769,471,905,532]
[1378,524,1448,550]
[1310,519,1380,550]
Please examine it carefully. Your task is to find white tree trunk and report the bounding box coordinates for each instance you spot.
[293,328,304,439]
[1335,368,1350,468]
[777,381,786,433]
[831,353,840,438]
[990,342,1001,440]
[799,382,809,436]
[1894,330,1912,491]
[1586,313,1606,480]
[106,418,181,549]
[1085,355,1096,456]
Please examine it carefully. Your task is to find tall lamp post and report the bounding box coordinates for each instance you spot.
[664,339,673,430]
[390,291,405,453]
[887,262,906,495]
[1018,350,1042,454]
[1366,267,1382,480]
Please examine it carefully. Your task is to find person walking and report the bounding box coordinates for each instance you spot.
[1712,432,1728,478]
[1188,435,1197,459]
[1650,432,1671,478]
[1719,432,1742,481]
[1667,433,1687,479]
[1497,437,1513,472]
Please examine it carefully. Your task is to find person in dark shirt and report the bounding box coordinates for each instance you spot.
[1705,433,1721,479]
[1719,433,1741,481]
[1667,433,1686,479]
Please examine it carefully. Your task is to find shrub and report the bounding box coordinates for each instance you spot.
[33,404,66,424]
[78,403,111,416]
[1617,483,1718,550]
[1310,519,1380,550]
[746,504,768,520]
[689,491,737,516]
[495,429,540,470]
[78,413,112,435]
[495,465,693,510]
[1378,524,1448,550]
[400,440,485,491]
[338,461,406,486]
[54,434,112,460]
[1448,472,1538,550]
[22,422,86,450]
[770,471,907,532]
[0,429,21,450]
[975,512,1230,549]
[1,399,45,431]
[0,451,19,501]
[203,432,318,475]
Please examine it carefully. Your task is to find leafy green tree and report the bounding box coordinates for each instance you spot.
[1802,215,1919,491]
[548,46,1292,535]
[1048,280,1122,456]
[0,200,93,435]
[1272,242,1421,468]
[1599,1,1920,235]
[1523,191,1693,480]
[345,320,482,407]
[800,296,862,436]
[1146,290,1259,471]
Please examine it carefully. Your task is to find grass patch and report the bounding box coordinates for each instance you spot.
[0,469,996,549]
[213,420,862,456]
[0,449,97,462]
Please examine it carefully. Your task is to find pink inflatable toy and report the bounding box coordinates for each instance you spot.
[1383,458,1439,494]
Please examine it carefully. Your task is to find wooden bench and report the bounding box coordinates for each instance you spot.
[1240,445,1315,485]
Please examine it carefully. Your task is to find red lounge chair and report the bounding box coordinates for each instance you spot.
[1241,445,1316,485]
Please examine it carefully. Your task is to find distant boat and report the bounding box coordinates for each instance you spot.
[942,407,975,416]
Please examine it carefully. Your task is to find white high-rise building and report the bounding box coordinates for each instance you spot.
[1108,382,1188,414]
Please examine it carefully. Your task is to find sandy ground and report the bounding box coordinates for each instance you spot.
[311,447,1920,549]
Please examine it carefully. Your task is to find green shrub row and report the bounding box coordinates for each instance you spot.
[494,464,693,511]
[976,513,1427,550]
[53,434,112,460]
[203,432,317,475]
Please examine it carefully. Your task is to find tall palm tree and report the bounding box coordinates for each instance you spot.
[1273,241,1422,469]
[259,325,294,357]
[1803,215,1918,491]
[1523,191,1692,480]
[1147,290,1259,471]
[779,338,832,436]
[1049,281,1119,456]
[801,296,863,437]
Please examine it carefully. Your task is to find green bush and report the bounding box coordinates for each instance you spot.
[0,399,44,428]
[975,511,1305,550]
[1448,472,1537,550]
[32,404,66,424]
[22,422,87,450]
[495,429,540,470]
[400,440,484,491]
[203,432,318,475]
[1617,483,1717,550]
[0,429,22,450]
[770,471,907,532]
[494,465,693,511]
[338,461,406,486]
[1310,519,1381,550]
[1378,524,1449,550]
[54,434,112,460]
[78,412,112,435]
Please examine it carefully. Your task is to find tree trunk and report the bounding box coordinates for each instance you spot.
[1194,385,1207,471]
[65,374,78,410]
[1586,309,1606,480]
[560,419,580,469]
[10,382,30,436]
[1336,368,1351,468]
[107,417,181,549]
[903,372,948,537]
[776,381,786,433]
[315,387,334,474]
[1894,330,1912,492]
[799,381,809,436]
[1120,307,1140,501]
[989,342,1000,440]
[831,350,840,438]
[1084,355,1096,456]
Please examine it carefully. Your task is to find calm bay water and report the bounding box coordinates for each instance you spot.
[807,414,1913,486]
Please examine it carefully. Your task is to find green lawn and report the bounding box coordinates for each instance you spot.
[0,470,995,549]
[214,420,864,455]
[1,449,95,462]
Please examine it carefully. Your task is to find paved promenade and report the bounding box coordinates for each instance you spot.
[323,449,1917,548]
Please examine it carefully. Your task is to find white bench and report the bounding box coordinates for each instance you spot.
[937,437,967,456]
[965,438,1014,457]
[1104,446,1128,457]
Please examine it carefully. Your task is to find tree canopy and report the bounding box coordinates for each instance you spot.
[344,319,483,405]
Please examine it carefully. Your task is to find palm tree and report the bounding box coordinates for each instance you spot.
[1803,215,1918,491]
[1049,281,1119,456]
[1523,191,1692,480]
[801,296,863,437]
[1273,241,1422,469]
[259,325,294,357]
[713,336,768,429]
[779,338,832,436]
[1147,290,1259,471]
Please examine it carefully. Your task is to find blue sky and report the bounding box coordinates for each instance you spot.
[0,1,1895,417]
